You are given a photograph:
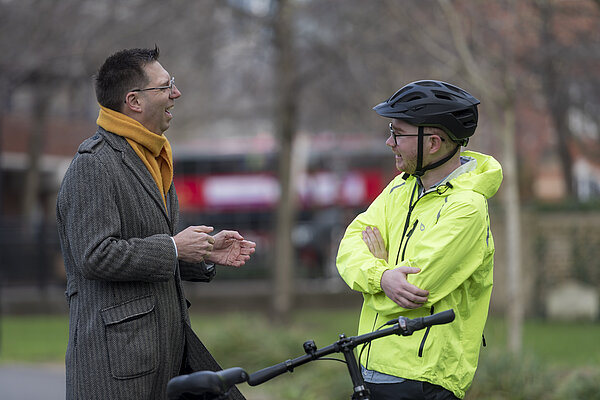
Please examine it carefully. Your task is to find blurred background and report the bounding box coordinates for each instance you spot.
[1,0,599,399]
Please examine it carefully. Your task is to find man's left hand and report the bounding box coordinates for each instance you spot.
[207,230,256,267]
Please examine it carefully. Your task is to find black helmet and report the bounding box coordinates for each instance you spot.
[373,80,480,146]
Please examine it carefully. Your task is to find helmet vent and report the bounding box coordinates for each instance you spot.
[404,94,424,102]
[442,82,467,96]
[452,109,476,127]
[388,86,412,102]
[416,81,441,88]
[433,92,453,101]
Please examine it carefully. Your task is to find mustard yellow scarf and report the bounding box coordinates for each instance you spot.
[97,105,173,209]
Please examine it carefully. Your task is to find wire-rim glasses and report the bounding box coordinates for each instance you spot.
[131,76,175,95]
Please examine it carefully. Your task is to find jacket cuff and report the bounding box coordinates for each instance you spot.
[368,261,389,293]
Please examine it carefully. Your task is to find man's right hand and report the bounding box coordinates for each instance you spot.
[173,225,215,264]
[381,267,429,309]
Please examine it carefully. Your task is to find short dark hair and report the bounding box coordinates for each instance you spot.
[94,46,160,111]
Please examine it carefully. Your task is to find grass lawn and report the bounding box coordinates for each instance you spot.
[0,315,68,363]
[483,317,600,367]
[1,311,598,367]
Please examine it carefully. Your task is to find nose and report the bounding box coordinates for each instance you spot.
[386,134,396,148]
[170,84,181,99]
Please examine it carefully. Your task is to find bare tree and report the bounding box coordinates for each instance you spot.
[433,0,524,353]
[270,0,299,321]
[533,0,600,198]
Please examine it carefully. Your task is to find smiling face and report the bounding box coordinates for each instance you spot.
[386,119,421,174]
[136,61,181,135]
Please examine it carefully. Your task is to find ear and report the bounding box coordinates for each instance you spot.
[124,92,143,113]
[428,135,444,154]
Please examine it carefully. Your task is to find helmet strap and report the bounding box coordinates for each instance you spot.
[412,125,461,177]
[414,126,425,177]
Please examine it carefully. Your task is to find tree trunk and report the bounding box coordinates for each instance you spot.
[272,0,297,323]
[538,1,576,198]
[502,105,523,353]
[23,80,50,228]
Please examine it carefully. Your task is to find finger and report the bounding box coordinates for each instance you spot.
[400,282,429,297]
[368,229,384,252]
[373,236,385,253]
[393,296,412,308]
[197,236,214,247]
[397,266,421,274]
[370,226,383,240]
[364,230,375,245]
[395,294,424,309]
[362,232,373,249]
[227,231,244,240]
[401,301,423,309]
[217,230,244,240]
[240,248,254,255]
[193,225,214,233]
[404,292,428,303]
[363,230,377,249]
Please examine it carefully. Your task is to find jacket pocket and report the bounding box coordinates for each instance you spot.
[100,295,159,379]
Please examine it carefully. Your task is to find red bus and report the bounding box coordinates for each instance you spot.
[173,132,395,280]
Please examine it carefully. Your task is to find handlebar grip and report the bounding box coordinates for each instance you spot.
[167,371,221,399]
[400,309,455,335]
[167,368,248,399]
[247,361,290,386]
[423,309,455,327]
[217,367,249,387]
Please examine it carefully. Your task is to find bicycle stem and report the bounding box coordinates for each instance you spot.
[338,334,371,400]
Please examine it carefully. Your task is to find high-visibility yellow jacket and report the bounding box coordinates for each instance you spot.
[337,151,503,399]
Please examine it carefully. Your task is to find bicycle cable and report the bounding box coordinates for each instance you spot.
[357,321,392,371]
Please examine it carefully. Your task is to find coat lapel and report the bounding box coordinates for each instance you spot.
[99,128,173,231]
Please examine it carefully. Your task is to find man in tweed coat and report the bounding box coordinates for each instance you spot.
[56,47,255,399]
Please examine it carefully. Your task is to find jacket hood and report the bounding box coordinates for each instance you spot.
[451,150,503,199]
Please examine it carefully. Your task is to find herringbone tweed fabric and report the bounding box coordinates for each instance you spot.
[57,128,245,400]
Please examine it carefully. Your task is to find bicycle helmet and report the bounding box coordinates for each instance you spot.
[373,80,480,146]
[373,80,480,176]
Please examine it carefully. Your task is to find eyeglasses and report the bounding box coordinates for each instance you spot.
[388,123,443,146]
[131,76,176,95]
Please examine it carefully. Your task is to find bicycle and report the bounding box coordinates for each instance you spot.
[167,309,455,400]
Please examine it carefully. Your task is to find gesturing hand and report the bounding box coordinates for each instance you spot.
[173,225,215,264]
[362,226,388,260]
[381,267,429,309]
[207,230,256,267]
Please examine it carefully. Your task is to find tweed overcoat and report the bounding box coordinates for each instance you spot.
[57,127,245,400]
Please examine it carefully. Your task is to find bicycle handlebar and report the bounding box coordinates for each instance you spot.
[247,309,455,386]
[166,310,455,398]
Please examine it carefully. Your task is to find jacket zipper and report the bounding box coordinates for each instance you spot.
[395,183,419,265]
[418,306,434,357]
[364,313,379,369]
[401,219,419,261]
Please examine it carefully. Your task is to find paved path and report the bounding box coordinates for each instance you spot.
[0,364,65,400]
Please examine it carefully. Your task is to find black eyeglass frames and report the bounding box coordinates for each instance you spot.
[388,123,443,145]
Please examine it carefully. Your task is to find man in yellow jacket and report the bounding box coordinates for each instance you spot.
[337,80,503,399]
